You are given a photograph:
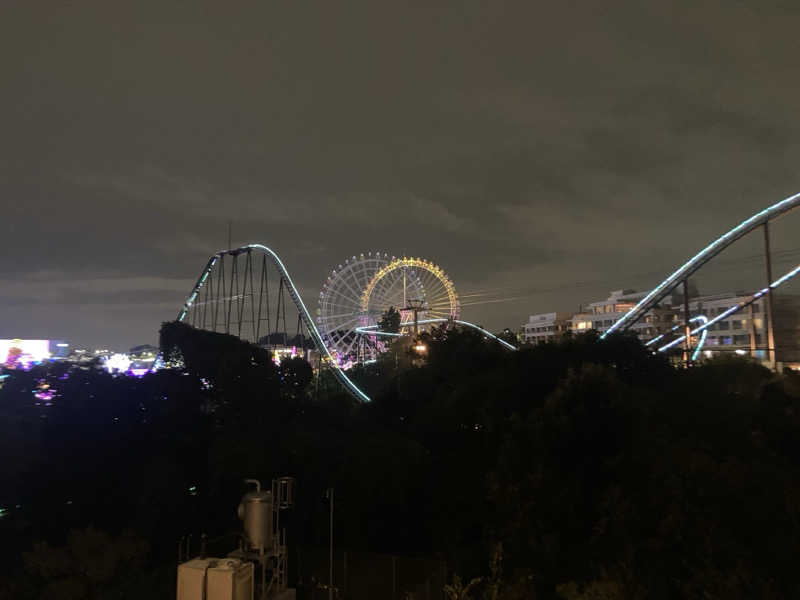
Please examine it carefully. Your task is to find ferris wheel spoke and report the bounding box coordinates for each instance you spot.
[317,310,366,321]
[362,257,459,338]
[322,283,364,307]
[326,273,362,308]
[317,253,390,361]
[320,254,458,364]
[339,267,369,303]
[347,261,372,299]
[340,334,360,359]
[318,315,364,333]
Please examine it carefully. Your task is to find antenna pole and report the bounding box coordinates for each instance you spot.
[328,488,334,600]
[403,268,406,308]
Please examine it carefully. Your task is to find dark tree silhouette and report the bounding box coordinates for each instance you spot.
[378,306,402,334]
[3,324,800,599]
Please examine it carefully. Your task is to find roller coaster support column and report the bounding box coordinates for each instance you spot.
[682,279,692,366]
[763,223,777,370]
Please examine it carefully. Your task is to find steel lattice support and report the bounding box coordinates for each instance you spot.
[178,244,372,402]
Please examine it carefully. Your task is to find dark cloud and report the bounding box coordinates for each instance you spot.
[2,0,800,347]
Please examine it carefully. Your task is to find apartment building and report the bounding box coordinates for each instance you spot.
[521,286,800,365]
[520,312,574,344]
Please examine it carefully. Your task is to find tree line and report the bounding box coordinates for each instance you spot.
[2,320,800,598]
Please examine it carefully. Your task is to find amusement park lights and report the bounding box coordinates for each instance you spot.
[317,252,395,363]
[360,257,460,321]
[104,353,132,374]
[649,315,709,359]
[177,245,511,404]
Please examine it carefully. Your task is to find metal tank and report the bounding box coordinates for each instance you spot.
[237,479,273,552]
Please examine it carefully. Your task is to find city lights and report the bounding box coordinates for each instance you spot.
[105,353,133,374]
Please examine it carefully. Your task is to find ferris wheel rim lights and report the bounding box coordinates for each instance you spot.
[316,252,397,364]
[360,256,460,318]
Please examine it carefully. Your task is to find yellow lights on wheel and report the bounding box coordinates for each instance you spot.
[360,256,460,319]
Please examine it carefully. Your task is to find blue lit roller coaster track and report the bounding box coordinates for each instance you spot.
[653,266,800,353]
[603,192,800,339]
[178,244,371,402]
[645,315,709,361]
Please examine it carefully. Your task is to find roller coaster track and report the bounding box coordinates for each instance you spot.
[178,244,371,402]
[355,319,517,351]
[178,245,518,402]
[603,192,800,339]
[178,194,800,401]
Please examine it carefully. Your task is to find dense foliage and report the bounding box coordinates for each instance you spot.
[378,306,402,334]
[2,321,800,598]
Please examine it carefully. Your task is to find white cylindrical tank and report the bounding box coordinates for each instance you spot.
[237,480,273,552]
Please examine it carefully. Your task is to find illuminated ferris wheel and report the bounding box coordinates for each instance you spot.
[317,252,422,364]
[361,257,460,330]
[317,254,459,366]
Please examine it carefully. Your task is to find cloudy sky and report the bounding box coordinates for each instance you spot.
[2,0,800,349]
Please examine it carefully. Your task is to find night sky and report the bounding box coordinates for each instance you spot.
[2,1,800,349]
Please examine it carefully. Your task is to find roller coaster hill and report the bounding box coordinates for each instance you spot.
[175,193,800,401]
[598,192,800,370]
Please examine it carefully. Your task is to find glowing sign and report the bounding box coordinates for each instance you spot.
[0,339,51,368]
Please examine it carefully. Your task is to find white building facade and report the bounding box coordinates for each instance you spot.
[520,312,574,344]
[521,287,799,364]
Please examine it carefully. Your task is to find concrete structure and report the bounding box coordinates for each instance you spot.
[521,286,800,366]
[691,292,800,363]
[688,292,767,359]
[520,312,574,344]
[570,289,680,342]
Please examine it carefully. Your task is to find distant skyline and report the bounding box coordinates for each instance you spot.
[2,1,800,348]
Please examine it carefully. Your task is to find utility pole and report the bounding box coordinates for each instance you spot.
[682,279,692,366]
[763,222,777,370]
[403,268,407,309]
[404,299,425,337]
[327,487,334,600]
